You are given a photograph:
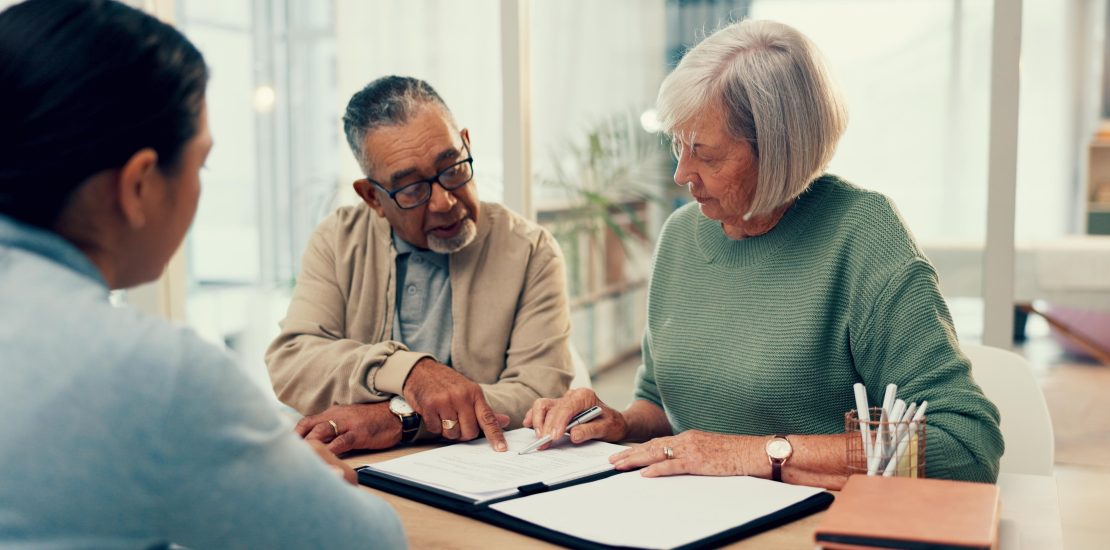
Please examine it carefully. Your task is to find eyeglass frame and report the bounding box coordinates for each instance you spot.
[366,141,474,210]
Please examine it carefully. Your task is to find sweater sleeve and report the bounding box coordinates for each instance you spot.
[160,335,406,549]
[851,258,1004,482]
[633,329,663,409]
[265,213,430,415]
[478,229,574,427]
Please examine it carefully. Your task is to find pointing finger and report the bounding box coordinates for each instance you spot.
[475,400,507,452]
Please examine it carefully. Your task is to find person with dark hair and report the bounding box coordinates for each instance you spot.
[266,76,573,454]
[0,1,405,547]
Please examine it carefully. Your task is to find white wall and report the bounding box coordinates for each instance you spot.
[334,0,505,205]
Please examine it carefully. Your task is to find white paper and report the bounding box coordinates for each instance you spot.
[490,471,827,549]
[363,428,625,503]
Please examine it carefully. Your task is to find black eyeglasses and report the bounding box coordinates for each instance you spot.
[369,143,474,209]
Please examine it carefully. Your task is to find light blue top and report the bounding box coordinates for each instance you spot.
[392,233,452,366]
[0,215,406,549]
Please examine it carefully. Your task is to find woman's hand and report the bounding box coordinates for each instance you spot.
[524,388,629,449]
[610,430,756,478]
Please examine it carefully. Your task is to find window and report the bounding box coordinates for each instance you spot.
[155,0,1097,378]
[177,0,503,390]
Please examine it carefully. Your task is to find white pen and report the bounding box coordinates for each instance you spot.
[869,384,898,475]
[896,401,918,447]
[852,383,873,472]
[882,399,907,472]
[884,400,928,477]
[518,405,603,455]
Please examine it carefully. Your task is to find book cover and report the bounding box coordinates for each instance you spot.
[814,474,1000,550]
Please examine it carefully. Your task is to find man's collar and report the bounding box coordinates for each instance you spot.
[391,230,449,269]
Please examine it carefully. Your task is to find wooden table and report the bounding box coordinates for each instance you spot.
[344,446,1062,549]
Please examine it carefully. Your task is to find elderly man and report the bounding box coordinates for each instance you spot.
[266,76,572,454]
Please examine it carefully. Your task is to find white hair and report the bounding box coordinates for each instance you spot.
[657,19,848,217]
[426,219,477,253]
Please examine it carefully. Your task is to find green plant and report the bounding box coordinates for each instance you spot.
[537,110,673,301]
[539,110,671,256]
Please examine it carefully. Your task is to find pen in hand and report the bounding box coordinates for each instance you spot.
[518,406,603,455]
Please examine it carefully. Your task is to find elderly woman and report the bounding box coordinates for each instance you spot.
[526,19,1003,488]
[0,0,402,546]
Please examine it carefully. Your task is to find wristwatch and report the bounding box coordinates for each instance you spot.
[389,396,421,444]
[765,434,793,482]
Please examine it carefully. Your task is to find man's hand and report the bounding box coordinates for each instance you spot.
[402,358,510,451]
[305,439,358,485]
[295,402,403,455]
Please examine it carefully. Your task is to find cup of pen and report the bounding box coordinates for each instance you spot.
[845,407,927,478]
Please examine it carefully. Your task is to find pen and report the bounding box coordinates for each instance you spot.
[869,383,898,475]
[518,405,603,455]
[883,401,927,477]
[852,383,873,471]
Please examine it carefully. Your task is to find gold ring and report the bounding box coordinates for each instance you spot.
[663,446,674,460]
[327,420,339,436]
[441,419,458,430]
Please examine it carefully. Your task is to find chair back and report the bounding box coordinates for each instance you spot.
[569,344,592,389]
[961,343,1055,475]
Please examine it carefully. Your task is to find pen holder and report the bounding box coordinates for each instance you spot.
[845,407,927,478]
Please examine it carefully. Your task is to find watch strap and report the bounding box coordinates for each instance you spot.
[398,413,421,444]
[770,433,788,482]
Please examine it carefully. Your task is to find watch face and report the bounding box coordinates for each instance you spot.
[767,438,792,459]
[389,396,414,415]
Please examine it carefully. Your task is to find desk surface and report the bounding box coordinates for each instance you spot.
[344,445,1062,549]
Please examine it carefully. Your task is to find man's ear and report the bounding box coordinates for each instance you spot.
[460,128,470,148]
[353,179,385,217]
[116,148,159,229]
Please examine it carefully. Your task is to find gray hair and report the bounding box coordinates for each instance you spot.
[657,19,847,217]
[342,76,456,174]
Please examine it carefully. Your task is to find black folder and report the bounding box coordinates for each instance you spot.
[358,466,834,549]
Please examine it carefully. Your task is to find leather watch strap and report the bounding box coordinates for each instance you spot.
[399,414,421,444]
[770,433,789,482]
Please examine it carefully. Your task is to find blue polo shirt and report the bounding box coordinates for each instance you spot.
[392,233,453,366]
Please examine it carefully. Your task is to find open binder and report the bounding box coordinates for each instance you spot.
[356,430,834,549]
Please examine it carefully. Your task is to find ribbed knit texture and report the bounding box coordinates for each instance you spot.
[634,175,1004,482]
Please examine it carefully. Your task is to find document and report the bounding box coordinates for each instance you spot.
[363,428,625,503]
[490,471,827,549]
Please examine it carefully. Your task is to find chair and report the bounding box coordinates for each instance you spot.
[960,343,1055,475]
[569,344,593,389]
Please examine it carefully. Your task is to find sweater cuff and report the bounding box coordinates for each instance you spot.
[373,350,433,395]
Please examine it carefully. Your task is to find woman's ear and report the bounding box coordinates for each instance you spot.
[115,148,159,228]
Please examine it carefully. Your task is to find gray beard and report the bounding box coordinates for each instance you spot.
[426,218,478,253]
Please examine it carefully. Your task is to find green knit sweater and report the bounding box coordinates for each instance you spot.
[634,175,1003,482]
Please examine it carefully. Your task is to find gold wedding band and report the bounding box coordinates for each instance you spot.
[663,446,675,460]
[327,419,339,436]
[441,419,458,430]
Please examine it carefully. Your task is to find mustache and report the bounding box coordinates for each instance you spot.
[424,207,468,230]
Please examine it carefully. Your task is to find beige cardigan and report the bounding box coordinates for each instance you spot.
[265,202,573,428]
